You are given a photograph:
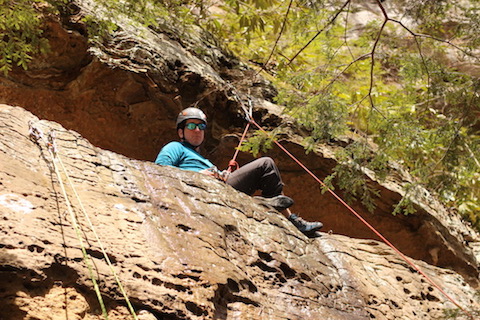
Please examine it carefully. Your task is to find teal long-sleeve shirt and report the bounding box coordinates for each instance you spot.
[155,141,214,172]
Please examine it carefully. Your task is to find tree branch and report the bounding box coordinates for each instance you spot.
[287,0,351,66]
[255,0,294,77]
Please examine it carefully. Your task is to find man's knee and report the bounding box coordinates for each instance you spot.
[259,157,276,169]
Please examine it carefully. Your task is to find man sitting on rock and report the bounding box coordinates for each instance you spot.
[155,107,323,237]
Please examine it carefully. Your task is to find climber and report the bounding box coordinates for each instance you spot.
[155,107,323,237]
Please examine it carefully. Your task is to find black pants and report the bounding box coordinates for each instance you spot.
[226,157,283,198]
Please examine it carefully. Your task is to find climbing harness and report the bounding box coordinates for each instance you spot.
[29,123,138,320]
[227,98,474,319]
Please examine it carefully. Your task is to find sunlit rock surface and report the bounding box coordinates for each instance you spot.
[1,105,478,319]
[0,1,478,283]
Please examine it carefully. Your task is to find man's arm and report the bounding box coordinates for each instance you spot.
[155,142,182,167]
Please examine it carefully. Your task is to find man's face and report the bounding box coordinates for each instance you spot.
[178,119,205,147]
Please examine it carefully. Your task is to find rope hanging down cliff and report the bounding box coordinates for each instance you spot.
[228,96,474,320]
[29,123,139,320]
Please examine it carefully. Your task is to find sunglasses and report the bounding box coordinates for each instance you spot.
[185,122,207,130]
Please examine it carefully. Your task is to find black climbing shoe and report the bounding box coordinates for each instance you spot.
[288,213,323,233]
[255,195,294,211]
[303,230,322,238]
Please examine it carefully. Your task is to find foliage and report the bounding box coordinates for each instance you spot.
[323,140,391,213]
[0,0,64,74]
[238,128,280,157]
[196,0,480,228]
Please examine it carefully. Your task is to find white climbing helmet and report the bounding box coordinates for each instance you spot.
[176,107,207,129]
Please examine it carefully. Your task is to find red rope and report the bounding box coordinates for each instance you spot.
[227,122,251,173]
[238,117,473,319]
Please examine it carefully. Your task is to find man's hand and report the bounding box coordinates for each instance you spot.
[200,168,217,177]
[200,167,229,181]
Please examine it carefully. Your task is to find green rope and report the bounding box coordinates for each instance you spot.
[48,147,110,320]
[55,149,138,320]
[29,123,138,320]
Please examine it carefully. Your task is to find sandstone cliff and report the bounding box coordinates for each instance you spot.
[0,104,478,320]
[1,0,480,319]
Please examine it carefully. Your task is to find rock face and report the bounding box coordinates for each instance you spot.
[1,104,479,320]
[0,2,478,282]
